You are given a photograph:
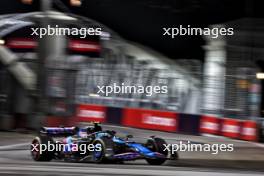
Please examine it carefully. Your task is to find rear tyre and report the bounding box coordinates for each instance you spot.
[31,136,54,161]
[145,137,168,165]
[92,137,114,163]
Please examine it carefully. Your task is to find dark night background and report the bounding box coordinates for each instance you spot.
[0,0,263,61]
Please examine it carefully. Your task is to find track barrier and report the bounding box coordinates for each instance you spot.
[45,103,260,142]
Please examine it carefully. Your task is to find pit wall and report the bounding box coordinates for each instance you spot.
[45,104,259,142]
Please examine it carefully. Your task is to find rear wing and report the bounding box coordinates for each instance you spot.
[40,127,78,136]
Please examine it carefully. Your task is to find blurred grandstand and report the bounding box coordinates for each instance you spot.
[0,7,263,131]
[0,11,203,130]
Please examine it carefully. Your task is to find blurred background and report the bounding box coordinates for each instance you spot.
[0,0,263,129]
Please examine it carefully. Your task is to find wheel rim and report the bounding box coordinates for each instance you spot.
[93,142,103,161]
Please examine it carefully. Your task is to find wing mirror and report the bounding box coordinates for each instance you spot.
[126,134,133,139]
[111,130,116,135]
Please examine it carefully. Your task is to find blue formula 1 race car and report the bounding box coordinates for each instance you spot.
[30,123,178,165]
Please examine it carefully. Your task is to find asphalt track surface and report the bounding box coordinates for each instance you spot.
[0,125,264,176]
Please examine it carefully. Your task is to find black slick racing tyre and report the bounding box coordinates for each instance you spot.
[31,136,54,161]
[145,137,168,165]
[92,137,114,163]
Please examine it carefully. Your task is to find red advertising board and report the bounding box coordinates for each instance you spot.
[221,118,241,139]
[77,104,106,123]
[200,115,221,135]
[240,120,258,141]
[122,108,178,132]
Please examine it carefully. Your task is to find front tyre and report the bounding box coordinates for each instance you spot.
[145,137,168,165]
